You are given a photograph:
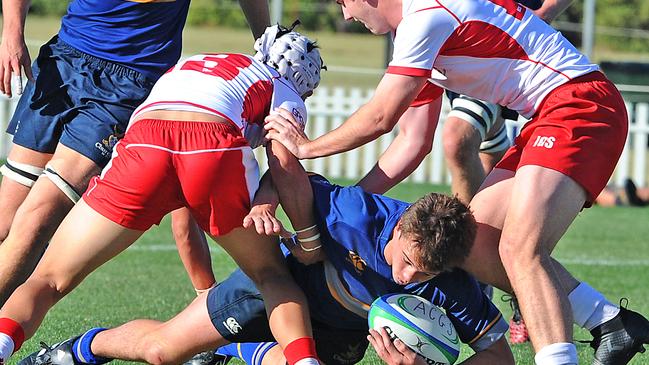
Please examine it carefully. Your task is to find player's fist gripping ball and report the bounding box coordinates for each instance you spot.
[368,294,460,365]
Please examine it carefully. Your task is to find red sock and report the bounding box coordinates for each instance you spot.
[0,318,25,353]
[283,337,318,365]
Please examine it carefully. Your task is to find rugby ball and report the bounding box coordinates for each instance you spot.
[368,293,460,365]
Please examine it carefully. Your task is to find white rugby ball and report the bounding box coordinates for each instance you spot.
[368,293,460,365]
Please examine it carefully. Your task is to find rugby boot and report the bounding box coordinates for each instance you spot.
[184,351,231,365]
[589,301,649,365]
[502,294,530,344]
[18,338,79,365]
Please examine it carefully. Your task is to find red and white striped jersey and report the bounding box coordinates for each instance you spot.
[388,0,600,118]
[131,53,307,148]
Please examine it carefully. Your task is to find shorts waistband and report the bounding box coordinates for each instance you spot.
[50,36,153,85]
[131,118,242,135]
[534,71,610,118]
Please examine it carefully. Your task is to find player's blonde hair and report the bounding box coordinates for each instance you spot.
[399,193,476,273]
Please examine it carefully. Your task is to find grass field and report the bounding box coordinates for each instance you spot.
[1,14,649,365]
[6,179,649,365]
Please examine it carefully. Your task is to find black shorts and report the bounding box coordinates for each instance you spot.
[207,269,368,365]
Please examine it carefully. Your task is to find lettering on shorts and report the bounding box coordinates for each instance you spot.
[532,135,555,149]
[95,126,125,158]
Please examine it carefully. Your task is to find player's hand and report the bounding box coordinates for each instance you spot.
[243,203,291,236]
[282,235,327,265]
[368,328,422,365]
[0,35,33,97]
[264,108,310,159]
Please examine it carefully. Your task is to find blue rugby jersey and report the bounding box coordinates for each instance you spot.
[58,0,190,80]
[286,175,507,351]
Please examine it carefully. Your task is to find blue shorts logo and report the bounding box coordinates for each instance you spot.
[95,126,125,158]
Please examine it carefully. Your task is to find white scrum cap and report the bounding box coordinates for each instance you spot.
[254,21,325,97]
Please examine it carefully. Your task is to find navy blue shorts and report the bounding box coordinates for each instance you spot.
[7,36,155,167]
[207,269,369,365]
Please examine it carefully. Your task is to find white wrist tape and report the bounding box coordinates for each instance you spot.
[295,224,317,233]
[297,233,320,243]
[195,283,217,296]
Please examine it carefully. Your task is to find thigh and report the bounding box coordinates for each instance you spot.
[462,168,515,290]
[502,165,586,255]
[33,199,143,289]
[207,269,273,343]
[84,131,184,231]
[147,293,225,359]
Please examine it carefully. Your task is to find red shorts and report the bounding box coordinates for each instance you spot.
[84,119,259,236]
[496,72,628,204]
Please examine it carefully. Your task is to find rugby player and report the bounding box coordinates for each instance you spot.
[263,0,649,363]
[0,24,324,365]
[19,172,514,365]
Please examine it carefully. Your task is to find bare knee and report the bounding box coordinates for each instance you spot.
[141,339,178,365]
[442,120,481,167]
[498,237,547,281]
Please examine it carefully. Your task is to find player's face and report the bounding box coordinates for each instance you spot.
[389,228,436,285]
[335,0,392,35]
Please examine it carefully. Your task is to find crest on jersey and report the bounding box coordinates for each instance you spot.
[347,251,367,274]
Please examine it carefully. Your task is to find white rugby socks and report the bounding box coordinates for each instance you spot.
[569,282,620,330]
[534,342,578,365]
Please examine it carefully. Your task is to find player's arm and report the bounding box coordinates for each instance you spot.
[266,139,326,264]
[0,0,33,97]
[238,0,271,39]
[243,170,286,236]
[356,97,442,194]
[458,337,513,365]
[265,73,428,159]
[533,0,574,23]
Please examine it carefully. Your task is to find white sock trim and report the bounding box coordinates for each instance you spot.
[568,282,620,330]
[0,333,15,362]
[294,358,319,365]
[534,342,577,365]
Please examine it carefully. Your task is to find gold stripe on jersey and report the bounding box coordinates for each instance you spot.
[467,312,503,345]
[324,261,370,318]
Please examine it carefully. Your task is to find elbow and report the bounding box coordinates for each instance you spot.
[374,113,397,136]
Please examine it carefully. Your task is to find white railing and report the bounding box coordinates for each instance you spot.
[1,87,648,187]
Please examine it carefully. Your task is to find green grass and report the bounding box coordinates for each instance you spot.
[2,15,649,365]
[6,179,649,365]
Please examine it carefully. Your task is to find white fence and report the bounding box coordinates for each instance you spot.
[1,86,648,187]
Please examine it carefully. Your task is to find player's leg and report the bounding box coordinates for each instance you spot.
[218,343,282,365]
[216,322,368,365]
[212,228,314,357]
[500,166,584,352]
[91,293,222,364]
[442,117,484,204]
[0,199,144,362]
[0,146,50,244]
[442,95,502,205]
[0,38,54,245]
[171,208,216,294]
[0,145,101,305]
